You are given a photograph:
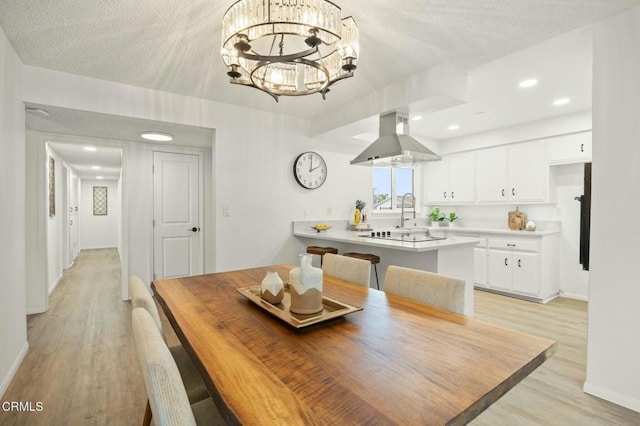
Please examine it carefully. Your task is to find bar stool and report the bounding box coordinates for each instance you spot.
[342,252,380,289]
[306,246,338,266]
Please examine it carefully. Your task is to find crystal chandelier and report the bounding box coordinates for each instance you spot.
[221,0,359,101]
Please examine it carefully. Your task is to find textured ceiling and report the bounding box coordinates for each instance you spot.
[2,0,639,120]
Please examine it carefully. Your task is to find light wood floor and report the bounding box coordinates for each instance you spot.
[2,249,640,425]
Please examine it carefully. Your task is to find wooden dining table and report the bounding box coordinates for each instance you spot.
[152,264,556,425]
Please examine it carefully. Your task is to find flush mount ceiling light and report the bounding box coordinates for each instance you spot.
[140,132,173,142]
[411,115,423,121]
[84,146,97,152]
[91,165,101,170]
[519,79,538,88]
[221,0,359,102]
[553,98,571,106]
[96,176,104,180]
[448,124,460,131]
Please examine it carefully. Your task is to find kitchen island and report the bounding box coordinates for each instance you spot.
[293,221,479,315]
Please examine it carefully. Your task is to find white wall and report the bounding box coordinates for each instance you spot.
[80,179,119,249]
[45,145,67,294]
[25,131,48,314]
[0,24,28,398]
[21,66,372,287]
[585,5,640,413]
[551,163,589,300]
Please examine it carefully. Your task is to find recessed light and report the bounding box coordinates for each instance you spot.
[96,176,104,180]
[84,146,97,152]
[411,115,422,121]
[519,79,538,88]
[553,98,571,106]
[91,165,101,170]
[141,132,173,142]
[448,124,460,131]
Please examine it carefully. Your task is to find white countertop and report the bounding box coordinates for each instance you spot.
[427,226,559,237]
[293,227,480,253]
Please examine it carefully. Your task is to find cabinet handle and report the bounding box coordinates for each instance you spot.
[504,258,508,266]
[451,191,455,199]
[501,189,505,197]
[443,191,447,198]
[580,143,584,153]
[518,259,522,268]
[507,243,516,247]
[512,188,516,196]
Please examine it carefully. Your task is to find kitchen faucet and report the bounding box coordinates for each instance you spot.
[399,192,416,228]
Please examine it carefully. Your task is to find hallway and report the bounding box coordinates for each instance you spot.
[1,249,145,425]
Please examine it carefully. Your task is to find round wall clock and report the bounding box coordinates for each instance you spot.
[293,151,327,189]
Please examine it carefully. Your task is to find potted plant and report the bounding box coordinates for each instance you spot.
[428,207,445,226]
[448,212,459,228]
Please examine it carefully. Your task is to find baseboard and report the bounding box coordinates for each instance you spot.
[81,245,118,250]
[584,381,640,413]
[0,342,29,399]
[559,292,588,302]
[48,273,63,295]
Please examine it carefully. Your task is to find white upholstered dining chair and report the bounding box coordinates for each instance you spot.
[322,253,372,287]
[129,276,209,404]
[131,308,225,426]
[383,266,466,314]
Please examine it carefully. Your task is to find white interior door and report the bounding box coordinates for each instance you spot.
[153,151,202,279]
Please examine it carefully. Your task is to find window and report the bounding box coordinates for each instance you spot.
[372,167,417,211]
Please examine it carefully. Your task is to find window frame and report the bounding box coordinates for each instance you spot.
[371,165,421,214]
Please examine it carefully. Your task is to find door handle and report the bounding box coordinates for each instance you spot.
[451,191,455,199]
[504,258,508,266]
[501,189,505,197]
[189,227,200,232]
[512,188,516,196]
[580,143,584,153]
[518,259,522,268]
[443,191,447,198]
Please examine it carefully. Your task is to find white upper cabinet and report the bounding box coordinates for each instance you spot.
[476,147,508,202]
[547,132,592,165]
[425,152,476,204]
[476,141,548,203]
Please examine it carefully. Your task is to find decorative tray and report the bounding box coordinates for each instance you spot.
[236,284,362,328]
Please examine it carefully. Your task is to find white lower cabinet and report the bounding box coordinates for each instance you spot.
[473,247,488,288]
[488,250,540,297]
[437,228,559,302]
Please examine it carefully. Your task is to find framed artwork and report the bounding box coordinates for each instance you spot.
[49,156,55,217]
[93,186,108,216]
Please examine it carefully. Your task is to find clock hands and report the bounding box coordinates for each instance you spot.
[309,156,313,172]
[310,165,322,172]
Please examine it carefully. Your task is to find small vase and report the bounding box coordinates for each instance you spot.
[261,271,284,304]
[449,221,456,228]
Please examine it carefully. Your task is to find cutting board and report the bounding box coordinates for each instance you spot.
[508,207,527,230]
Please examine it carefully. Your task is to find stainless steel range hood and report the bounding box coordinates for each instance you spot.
[350,111,441,166]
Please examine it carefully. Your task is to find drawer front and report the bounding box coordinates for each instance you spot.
[488,238,539,252]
